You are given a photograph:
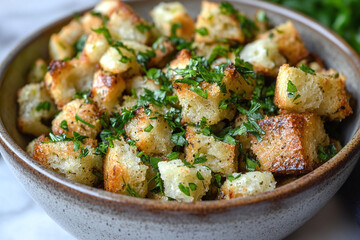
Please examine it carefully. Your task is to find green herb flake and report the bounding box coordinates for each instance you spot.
[79,148,89,159]
[193,153,207,165]
[246,157,260,171]
[74,90,93,103]
[318,143,337,162]
[167,152,180,160]
[257,10,269,22]
[136,23,151,33]
[196,171,205,180]
[223,134,237,145]
[189,183,197,191]
[189,86,208,99]
[75,114,95,129]
[144,124,154,132]
[195,27,209,36]
[178,183,190,196]
[299,64,315,75]
[36,101,51,111]
[126,184,140,197]
[227,173,241,182]
[214,173,222,187]
[171,23,183,36]
[60,120,68,131]
[287,80,301,102]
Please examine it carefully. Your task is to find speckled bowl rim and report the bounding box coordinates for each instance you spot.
[1,0,360,214]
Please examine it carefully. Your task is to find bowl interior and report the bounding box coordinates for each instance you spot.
[0,0,360,202]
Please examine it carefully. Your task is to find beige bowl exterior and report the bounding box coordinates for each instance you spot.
[1,1,360,239]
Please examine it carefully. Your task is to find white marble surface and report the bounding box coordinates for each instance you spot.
[0,1,359,239]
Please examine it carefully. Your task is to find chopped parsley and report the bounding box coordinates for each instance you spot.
[196,171,205,180]
[300,63,315,74]
[60,120,68,131]
[189,183,197,191]
[178,183,190,196]
[126,184,140,197]
[74,90,93,104]
[227,173,241,182]
[245,157,260,171]
[287,80,301,102]
[75,114,95,129]
[136,23,152,33]
[195,27,209,36]
[318,143,337,162]
[167,152,180,160]
[79,147,89,159]
[144,124,154,132]
[36,101,51,111]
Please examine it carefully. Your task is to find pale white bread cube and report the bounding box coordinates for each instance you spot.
[125,105,175,156]
[274,64,352,120]
[250,113,330,175]
[104,138,148,198]
[17,83,57,137]
[158,159,212,202]
[33,137,103,186]
[93,0,121,16]
[91,70,126,113]
[107,1,153,45]
[185,126,238,175]
[80,12,104,35]
[151,2,195,41]
[257,21,309,65]
[195,1,245,43]
[49,20,84,60]
[27,59,47,83]
[51,99,101,139]
[240,38,286,76]
[82,32,109,64]
[218,172,276,199]
[44,59,96,108]
[99,41,152,76]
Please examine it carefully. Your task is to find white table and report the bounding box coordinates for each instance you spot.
[0,1,359,239]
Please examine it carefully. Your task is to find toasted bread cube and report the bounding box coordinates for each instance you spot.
[17,83,57,136]
[125,75,160,97]
[158,159,212,202]
[82,32,109,64]
[274,64,352,120]
[93,0,121,16]
[240,38,286,77]
[107,1,152,45]
[250,113,330,174]
[125,105,175,156]
[33,138,103,186]
[218,172,276,200]
[49,20,84,60]
[195,1,245,43]
[52,99,101,138]
[44,59,96,108]
[167,49,192,81]
[104,138,148,198]
[27,59,47,83]
[185,126,238,175]
[234,114,251,151]
[91,70,126,113]
[257,21,309,65]
[99,41,151,76]
[80,12,104,35]
[151,2,195,41]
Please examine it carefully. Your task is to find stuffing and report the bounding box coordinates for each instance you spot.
[158,159,212,202]
[125,105,175,156]
[257,21,309,65]
[218,171,276,199]
[185,126,238,175]
[103,138,149,198]
[250,113,330,174]
[17,83,57,136]
[195,1,245,43]
[52,99,102,138]
[27,59,47,83]
[44,59,96,108]
[33,137,103,186]
[274,64,352,120]
[91,70,126,113]
[151,2,195,41]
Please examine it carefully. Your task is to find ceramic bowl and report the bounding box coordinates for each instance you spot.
[1,0,360,239]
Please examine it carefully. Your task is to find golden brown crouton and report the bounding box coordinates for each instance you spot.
[185,126,238,175]
[104,138,148,198]
[218,171,276,200]
[158,159,212,202]
[195,1,245,43]
[52,99,101,138]
[44,59,96,108]
[257,21,309,65]
[81,31,109,64]
[125,105,175,156]
[151,2,195,41]
[274,64,352,120]
[167,49,192,81]
[17,83,57,137]
[250,113,330,175]
[33,137,103,186]
[91,70,126,113]
[27,59,47,83]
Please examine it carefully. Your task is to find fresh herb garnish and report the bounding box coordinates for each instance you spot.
[60,120,68,131]
[36,101,51,111]
[144,124,154,132]
[75,114,95,129]
[178,183,190,196]
[126,184,140,197]
[299,64,315,74]
[74,90,93,103]
[167,152,180,160]
[287,80,301,102]
[189,183,197,191]
[136,23,152,33]
[317,143,337,162]
[227,173,241,182]
[196,171,205,180]
[245,157,260,171]
[195,27,209,36]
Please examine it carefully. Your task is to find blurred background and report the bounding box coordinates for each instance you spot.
[0,0,359,239]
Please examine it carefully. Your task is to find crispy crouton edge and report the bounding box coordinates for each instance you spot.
[0,0,360,215]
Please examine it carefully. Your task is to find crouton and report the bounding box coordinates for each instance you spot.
[125,75,160,97]
[27,59,47,83]
[93,0,121,16]
[250,113,330,174]
[125,105,175,156]
[167,49,192,81]
[82,32,109,64]
[17,83,57,136]
[44,59,96,108]
[158,159,212,202]
[99,41,151,76]
[234,114,251,151]
[104,138,148,197]
[257,21,309,65]
[107,1,153,45]
[80,12,104,35]
[49,20,84,60]
[151,2,195,41]
[33,138,103,186]
[91,70,126,113]
[195,1,245,43]
[218,171,276,199]
[26,135,48,157]
[52,99,101,138]
[240,38,286,77]
[185,126,238,175]
[274,64,352,120]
